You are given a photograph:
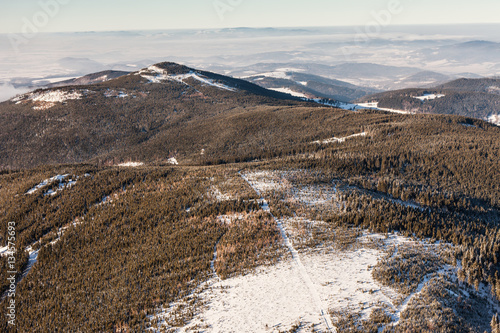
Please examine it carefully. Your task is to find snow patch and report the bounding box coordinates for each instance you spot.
[487,114,500,125]
[13,89,85,110]
[104,89,131,98]
[25,174,74,195]
[355,102,409,114]
[0,246,11,257]
[167,157,179,165]
[217,213,244,225]
[210,186,233,202]
[117,162,144,167]
[269,87,309,98]
[313,132,367,144]
[239,171,284,194]
[413,93,445,101]
[21,246,39,279]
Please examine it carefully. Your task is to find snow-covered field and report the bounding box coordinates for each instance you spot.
[148,219,459,332]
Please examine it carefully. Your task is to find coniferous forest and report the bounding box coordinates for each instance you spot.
[0,63,499,332]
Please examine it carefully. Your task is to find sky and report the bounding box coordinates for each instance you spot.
[1,0,500,33]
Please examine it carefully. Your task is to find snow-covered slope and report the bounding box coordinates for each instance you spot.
[12,90,83,110]
[138,65,237,92]
[268,87,309,98]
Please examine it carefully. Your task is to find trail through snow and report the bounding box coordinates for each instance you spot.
[387,266,454,327]
[241,172,335,332]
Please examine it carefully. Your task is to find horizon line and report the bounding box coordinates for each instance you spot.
[2,22,500,35]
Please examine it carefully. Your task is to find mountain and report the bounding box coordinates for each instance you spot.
[231,62,456,91]
[0,62,349,169]
[394,71,452,88]
[47,70,130,88]
[1,61,500,333]
[357,78,500,125]
[243,71,380,102]
[436,77,500,93]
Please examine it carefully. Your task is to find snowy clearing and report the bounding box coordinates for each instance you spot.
[269,87,309,98]
[146,170,496,332]
[217,213,245,225]
[287,185,340,209]
[148,226,457,332]
[242,172,334,330]
[413,93,445,101]
[239,170,286,194]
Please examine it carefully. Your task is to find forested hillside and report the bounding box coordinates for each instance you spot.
[0,63,499,332]
[358,78,500,123]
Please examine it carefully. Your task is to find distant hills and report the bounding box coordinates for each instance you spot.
[2,61,499,170]
[243,71,380,102]
[231,62,460,91]
[357,78,500,125]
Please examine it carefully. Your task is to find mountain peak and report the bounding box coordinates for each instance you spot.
[150,62,193,75]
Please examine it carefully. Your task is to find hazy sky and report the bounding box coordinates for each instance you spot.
[1,0,500,33]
